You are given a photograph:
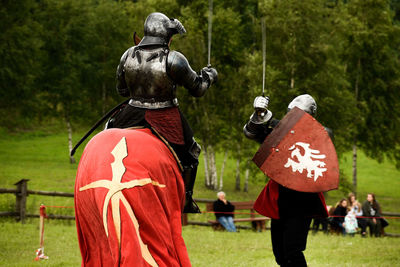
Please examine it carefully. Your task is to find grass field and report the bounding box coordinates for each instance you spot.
[0,128,399,266]
[1,219,400,267]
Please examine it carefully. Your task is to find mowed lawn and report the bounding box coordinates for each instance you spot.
[0,129,400,266]
[0,219,399,267]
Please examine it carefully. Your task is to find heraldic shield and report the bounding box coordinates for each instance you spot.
[253,107,339,193]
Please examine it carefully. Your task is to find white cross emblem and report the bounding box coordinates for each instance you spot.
[79,137,163,267]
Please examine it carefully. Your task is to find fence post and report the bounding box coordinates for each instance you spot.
[182,214,188,226]
[14,179,29,223]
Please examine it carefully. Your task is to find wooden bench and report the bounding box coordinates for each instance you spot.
[206,201,269,232]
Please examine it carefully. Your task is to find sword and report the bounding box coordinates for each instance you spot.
[261,17,266,98]
[207,0,213,68]
[258,17,268,117]
[70,99,129,157]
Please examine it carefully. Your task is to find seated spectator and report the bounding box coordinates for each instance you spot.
[362,193,382,237]
[344,210,358,236]
[331,199,348,235]
[348,192,367,237]
[213,191,236,232]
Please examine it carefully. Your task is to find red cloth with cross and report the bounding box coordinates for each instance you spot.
[74,128,190,267]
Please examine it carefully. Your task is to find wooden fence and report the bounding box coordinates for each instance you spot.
[1,179,399,237]
[0,179,75,223]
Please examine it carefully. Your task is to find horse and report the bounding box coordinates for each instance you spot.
[74,128,191,267]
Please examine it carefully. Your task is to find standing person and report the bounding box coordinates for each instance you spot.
[348,192,367,237]
[331,198,348,235]
[362,193,382,237]
[213,191,237,232]
[107,12,218,213]
[244,94,330,267]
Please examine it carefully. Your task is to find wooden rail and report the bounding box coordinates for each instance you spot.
[182,199,400,235]
[27,189,74,197]
[0,179,75,223]
[1,179,399,234]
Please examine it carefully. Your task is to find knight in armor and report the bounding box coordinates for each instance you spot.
[244,94,331,267]
[107,12,218,213]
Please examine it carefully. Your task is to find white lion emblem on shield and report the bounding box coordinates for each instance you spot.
[284,142,327,181]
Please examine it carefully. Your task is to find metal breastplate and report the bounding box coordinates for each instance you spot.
[124,47,177,109]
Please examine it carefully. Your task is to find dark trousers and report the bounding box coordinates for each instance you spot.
[312,218,328,234]
[365,218,382,237]
[357,218,367,234]
[271,217,312,267]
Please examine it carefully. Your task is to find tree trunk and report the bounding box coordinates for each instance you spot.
[218,150,228,190]
[352,142,357,196]
[352,58,361,195]
[235,158,241,191]
[243,160,250,192]
[65,113,75,164]
[290,67,295,89]
[355,58,361,100]
[208,145,218,190]
[201,106,213,189]
[203,145,210,188]
[290,38,296,89]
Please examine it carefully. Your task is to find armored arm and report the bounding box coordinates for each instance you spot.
[115,48,132,97]
[167,51,217,97]
[243,96,275,143]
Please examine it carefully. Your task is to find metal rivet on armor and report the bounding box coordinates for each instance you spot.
[291,130,295,134]
[275,149,279,152]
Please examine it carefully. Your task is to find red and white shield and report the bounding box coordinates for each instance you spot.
[253,107,339,193]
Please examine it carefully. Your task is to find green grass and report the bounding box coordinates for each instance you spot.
[0,131,81,217]
[185,225,400,267]
[334,152,400,211]
[1,220,399,267]
[0,218,80,267]
[0,128,400,266]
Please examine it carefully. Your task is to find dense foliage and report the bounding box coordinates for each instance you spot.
[1,0,400,186]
